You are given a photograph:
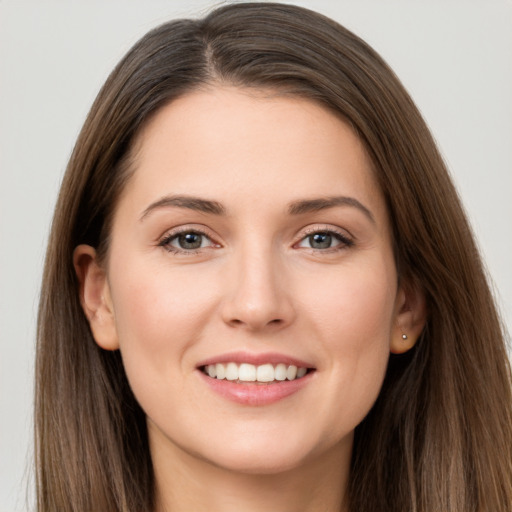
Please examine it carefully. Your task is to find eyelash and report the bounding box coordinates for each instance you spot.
[157,226,354,255]
[158,227,218,255]
[297,227,354,252]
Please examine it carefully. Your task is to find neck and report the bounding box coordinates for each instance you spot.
[150,424,351,512]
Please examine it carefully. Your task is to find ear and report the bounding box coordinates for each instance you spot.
[73,244,119,351]
[390,278,427,354]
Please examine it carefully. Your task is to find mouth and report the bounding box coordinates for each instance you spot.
[196,354,316,405]
[200,362,313,384]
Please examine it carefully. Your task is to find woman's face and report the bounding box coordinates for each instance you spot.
[88,87,408,474]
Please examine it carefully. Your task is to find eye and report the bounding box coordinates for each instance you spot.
[158,229,217,253]
[296,230,353,250]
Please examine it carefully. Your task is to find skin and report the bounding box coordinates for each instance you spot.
[75,87,426,512]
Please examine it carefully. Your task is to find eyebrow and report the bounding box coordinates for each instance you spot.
[140,195,225,221]
[140,194,374,224]
[288,196,375,223]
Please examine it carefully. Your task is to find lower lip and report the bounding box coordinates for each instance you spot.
[197,370,314,406]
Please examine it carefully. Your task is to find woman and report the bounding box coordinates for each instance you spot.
[35,2,512,511]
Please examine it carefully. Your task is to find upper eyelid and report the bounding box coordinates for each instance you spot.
[297,224,353,240]
[158,224,218,242]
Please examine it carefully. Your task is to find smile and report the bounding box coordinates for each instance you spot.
[202,362,309,383]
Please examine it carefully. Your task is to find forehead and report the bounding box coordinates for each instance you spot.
[120,86,385,220]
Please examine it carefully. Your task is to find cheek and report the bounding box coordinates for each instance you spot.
[303,257,396,341]
[107,256,218,388]
[300,259,396,424]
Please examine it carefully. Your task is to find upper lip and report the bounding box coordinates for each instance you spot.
[196,351,315,369]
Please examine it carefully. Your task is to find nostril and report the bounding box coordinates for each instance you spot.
[227,318,283,328]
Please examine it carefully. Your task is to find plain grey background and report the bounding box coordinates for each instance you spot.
[1,1,511,510]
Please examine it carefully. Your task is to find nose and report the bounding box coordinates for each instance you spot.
[220,246,296,332]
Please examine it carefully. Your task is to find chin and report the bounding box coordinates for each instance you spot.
[190,426,346,476]
[203,445,312,475]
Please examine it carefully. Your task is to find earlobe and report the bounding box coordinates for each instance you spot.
[73,244,119,351]
[390,280,428,354]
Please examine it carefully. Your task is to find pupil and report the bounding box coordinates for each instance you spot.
[179,232,202,249]
[310,233,331,249]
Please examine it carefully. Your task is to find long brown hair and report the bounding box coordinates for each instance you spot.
[36,3,512,511]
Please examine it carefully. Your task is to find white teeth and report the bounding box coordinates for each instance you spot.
[275,363,287,381]
[225,362,238,381]
[257,363,275,382]
[238,363,256,382]
[203,363,310,382]
[215,363,226,380]
[286,365,297,380]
